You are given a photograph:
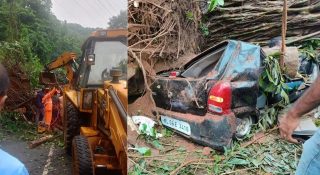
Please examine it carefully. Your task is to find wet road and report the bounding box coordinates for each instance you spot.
[0,132,72,175]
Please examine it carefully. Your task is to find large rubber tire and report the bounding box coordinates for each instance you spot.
[64,98,80,155]
[72,135,94,175]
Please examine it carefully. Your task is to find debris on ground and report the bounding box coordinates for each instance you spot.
[0,113,71,175]
[0,112,64,147]
[4,64,35,120]
[128,127,302,175]
[127,0,320,174]
[250,132,267,145]
[132,115,162,138]
[202,147,213,156]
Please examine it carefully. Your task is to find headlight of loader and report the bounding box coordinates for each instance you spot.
[86,54,95,65]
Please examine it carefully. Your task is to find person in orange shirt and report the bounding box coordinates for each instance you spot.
[42,87,57,128]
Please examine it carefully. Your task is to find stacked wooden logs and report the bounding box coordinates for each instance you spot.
[202,0,320,49]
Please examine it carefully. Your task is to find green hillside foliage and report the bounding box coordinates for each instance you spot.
[0,0,95,87]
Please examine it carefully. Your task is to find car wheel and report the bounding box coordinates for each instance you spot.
[235,115,253,139]
[72,135,94,175]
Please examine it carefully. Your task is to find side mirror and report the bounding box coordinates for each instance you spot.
[86,54,95,65]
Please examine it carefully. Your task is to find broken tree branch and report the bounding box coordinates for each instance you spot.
[129,48,159,120]
[286,30,320,44]
[241,127,279,148]
[169,159,215,175]
[29,134,61,149]
[29,135,54,149]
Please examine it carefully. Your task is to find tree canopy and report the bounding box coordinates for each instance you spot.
[108,10,127,29]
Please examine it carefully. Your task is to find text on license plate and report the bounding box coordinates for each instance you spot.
[161,115,191,135]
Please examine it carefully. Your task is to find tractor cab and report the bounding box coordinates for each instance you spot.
[76,29,127,88]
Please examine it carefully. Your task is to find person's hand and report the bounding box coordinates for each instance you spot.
[278,111,300,143]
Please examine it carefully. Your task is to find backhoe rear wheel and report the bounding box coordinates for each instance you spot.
[64,98,80,155]
[72,135,94,175]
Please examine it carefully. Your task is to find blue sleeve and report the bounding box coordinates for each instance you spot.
[36,93,44,108]
[36,93,41,107]
[0,149,29,175]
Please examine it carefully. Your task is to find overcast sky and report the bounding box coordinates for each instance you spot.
[51,0,127,28]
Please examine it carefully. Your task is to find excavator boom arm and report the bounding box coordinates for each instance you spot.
[45,52,77,71]
[40,52,77,86]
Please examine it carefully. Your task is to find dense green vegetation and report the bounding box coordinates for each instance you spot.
[0,0,96,87]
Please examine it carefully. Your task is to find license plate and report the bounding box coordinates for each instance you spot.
[161,115,191,135]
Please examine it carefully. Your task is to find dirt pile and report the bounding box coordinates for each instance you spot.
[3,62,35,120]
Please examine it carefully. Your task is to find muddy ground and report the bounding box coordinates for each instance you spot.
[0,127,72,175]
[128,95,303,175]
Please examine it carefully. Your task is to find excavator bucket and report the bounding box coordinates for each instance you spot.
[39,71,58,85]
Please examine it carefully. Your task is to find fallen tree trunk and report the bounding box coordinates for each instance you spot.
[29,135,54,149]
[29,134,62,149]
[201,0,320,49]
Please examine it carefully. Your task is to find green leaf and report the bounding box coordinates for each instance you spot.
[250,158,261,167]
[151,140,164,150]
[140,123,147,134]
[228,158,250,165]
[213,163,219,174]
[200,23,210,36]
[266,115,273,125]
[276,86,281,94]
[136,147,151,156]
[259,77,267,89]
[272,68,279,84]
[266,70,275,84]
[161,128,173,137]
[186,11,194,20]
[208,0,218,12]
[160,165,175,171]
[177,147,186,152]
[265,84,276,92]
[217,0,224,6]
[150,127,157,138]
[280,89,289,104]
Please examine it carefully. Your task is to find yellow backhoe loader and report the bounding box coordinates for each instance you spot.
[40,29,127,175]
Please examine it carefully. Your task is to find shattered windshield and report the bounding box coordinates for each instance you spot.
[87,41,127,85]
